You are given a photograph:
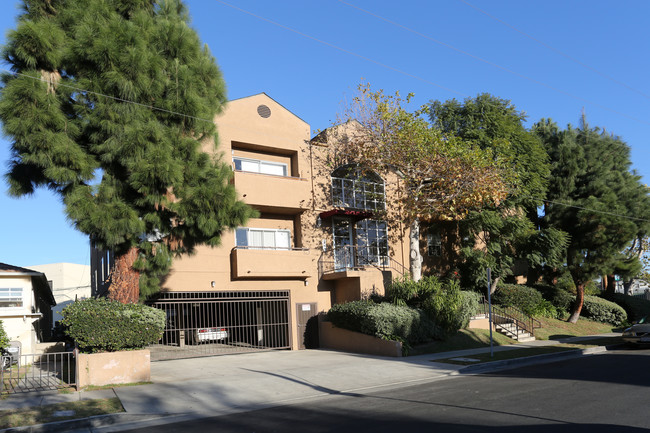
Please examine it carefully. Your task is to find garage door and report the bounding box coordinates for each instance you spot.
[147,291,290,361]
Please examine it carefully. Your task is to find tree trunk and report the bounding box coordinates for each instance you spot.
[409,218,422,282]
[605,274,616,296]
[107,246,140,304]
[567,281,585,324]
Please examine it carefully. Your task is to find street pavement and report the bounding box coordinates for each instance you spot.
[0,333,621,432]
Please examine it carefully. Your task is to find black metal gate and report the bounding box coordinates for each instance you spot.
[147,291,291,361]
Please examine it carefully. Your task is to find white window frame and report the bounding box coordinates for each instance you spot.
[427,232,442,257]
[233,156,288,177]
[236,227,292,250]
[0,287,24,309]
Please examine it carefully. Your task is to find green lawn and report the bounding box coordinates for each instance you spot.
[409,316,621,356]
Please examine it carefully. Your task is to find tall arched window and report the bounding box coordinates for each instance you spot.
[331,165,385,211]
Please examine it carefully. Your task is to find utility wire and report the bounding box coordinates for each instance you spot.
[542,198,650,223]
[6,70,649,225]
[458,0,650,101]
[0,70,215,125]
[213,0,463,97]
[334,0,650,126]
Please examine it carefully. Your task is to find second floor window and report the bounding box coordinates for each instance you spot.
[427,232,442,256]
[331,165,385,211]
[0,287,23,308]
[236,228,291,250]
[233,157,287,177]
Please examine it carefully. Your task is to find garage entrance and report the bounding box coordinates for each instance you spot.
[147,291,291,361]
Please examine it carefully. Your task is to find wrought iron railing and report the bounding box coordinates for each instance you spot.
[477,297,541,338]
[318,245,408,277]
[1,351,76,394]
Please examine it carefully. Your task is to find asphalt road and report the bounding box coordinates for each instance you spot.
[120,347,650,433]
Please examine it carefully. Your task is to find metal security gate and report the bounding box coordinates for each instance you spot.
[1,352,76,394]
[147,291,291,361]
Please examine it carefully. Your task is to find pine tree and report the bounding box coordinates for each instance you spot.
[0,0,254,302]
[533,116,650,322]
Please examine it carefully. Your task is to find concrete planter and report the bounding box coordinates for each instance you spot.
[319,321,402,357]
[76,349,150,390]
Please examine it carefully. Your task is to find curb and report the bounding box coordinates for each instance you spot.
[459,345,609,375]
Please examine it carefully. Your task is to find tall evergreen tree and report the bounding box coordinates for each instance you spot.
[533,116,650,322]
[0,0,254,302]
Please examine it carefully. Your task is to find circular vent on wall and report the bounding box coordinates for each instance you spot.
[257,104,271,118]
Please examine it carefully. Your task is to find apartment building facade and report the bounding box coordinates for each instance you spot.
[151,93,419,357]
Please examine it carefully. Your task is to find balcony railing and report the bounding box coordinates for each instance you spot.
[231,246,313,278]
[318,245,407,278]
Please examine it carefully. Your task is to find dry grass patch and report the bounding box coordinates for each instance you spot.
[534,317,619,341]
[0,397,124,429]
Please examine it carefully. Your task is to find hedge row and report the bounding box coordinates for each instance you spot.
[581,296,627,326]
[61,298,165,353]
[494,284,558,318]
[327,301,443,344]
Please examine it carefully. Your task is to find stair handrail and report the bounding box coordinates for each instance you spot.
[478,297,541,338]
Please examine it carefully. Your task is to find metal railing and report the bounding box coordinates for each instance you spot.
[318,245,408,277]
[477,297,541,340]
[1,351,76,394]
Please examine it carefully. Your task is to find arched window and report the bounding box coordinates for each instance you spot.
[330,165,385,211]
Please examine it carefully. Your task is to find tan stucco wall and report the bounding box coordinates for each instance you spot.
[76,349,151,389]
[165,94,412,351]
[319,321,402,357]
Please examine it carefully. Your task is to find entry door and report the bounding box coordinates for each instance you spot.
[333,218,354,270]
[296,303,318,350]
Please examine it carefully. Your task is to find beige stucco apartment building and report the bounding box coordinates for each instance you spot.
[150,94,434,357]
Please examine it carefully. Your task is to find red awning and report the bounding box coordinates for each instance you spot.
[319,209,374,221]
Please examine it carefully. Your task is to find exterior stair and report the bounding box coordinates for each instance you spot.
[494,320,536,342]
[477,299,542,343]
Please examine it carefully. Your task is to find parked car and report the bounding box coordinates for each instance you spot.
[193,327,228,344]
[622,316,650,346]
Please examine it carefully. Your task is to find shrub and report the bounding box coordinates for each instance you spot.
[603,293,650,323]
[61,298,165,353]
[458,291,482,328]
[581,296,627,326]
[327,300,442,343]
[493,284,559,318]
[0,320,9,350]
[385,275,442,309]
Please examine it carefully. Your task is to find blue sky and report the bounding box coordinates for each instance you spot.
[1,0,649,267]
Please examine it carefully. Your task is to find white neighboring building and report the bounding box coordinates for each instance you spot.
[0,263,55,354]
[27,263,91,326]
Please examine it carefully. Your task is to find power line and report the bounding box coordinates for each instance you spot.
[213,0,464,97]
[1,70,215,125]
[542,198,650,223]
[2,75,648,224]
[458,0,650,101]
[334,0,650,127]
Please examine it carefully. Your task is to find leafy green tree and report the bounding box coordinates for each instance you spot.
[329,84,510,280]
[533,116,650,322]
[430,94,567,293]
[0,0,254,302]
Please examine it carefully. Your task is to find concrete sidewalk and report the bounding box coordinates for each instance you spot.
[0,333,622,432]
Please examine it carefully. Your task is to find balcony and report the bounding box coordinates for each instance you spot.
[231,247,314,279]
[318,246,393,280]
[233,170,310,211]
